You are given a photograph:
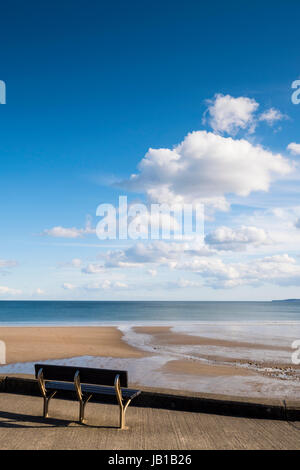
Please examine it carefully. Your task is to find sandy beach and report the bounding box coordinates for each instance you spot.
[0,324,299,399]
[0,326,146,363]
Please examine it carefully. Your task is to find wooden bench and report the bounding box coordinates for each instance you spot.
[34,364,141,429]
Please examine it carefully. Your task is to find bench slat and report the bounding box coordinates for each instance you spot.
[45,381,141,400]
[35,363,128,387]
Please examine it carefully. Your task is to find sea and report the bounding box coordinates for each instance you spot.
[0,300,299,326]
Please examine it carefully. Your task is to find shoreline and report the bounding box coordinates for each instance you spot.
[1,320,300,326]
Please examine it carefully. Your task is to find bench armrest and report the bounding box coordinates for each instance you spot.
[114,374,123,406]
[74,370,82,401]
[37,368,46,397]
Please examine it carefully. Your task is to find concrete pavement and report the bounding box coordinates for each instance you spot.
[0,392,299,449]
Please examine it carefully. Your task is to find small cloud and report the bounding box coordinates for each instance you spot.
[114,281,128,288]
[204,93,259,135]
[35,288,45,295]
[174,278,201,288]
[81,263,104,274]
[0,286,22,296]
[295,218,300,229]
[62,282,77,290]
[71,258,82,268]
[259,108,287,126]
[42,216,95,239]
[86,280,112,290]
[287,142,300,156]
[85,280,128,290]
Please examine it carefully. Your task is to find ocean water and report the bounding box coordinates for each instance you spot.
[0,300,299,326]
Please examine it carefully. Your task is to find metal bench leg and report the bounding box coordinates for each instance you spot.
[74,370,93,424]
[37,368,57,419]
[43,391,57,418]
[115,374,131,430]
[119,398,132,430]
[79,394,92,424]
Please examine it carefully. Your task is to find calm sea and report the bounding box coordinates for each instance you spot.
[0,301,299,326]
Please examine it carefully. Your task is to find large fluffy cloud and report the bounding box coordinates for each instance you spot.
[124,131,291,208]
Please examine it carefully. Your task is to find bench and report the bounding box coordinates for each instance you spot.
[34,364,141,429]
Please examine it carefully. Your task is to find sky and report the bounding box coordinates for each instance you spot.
[0,0,300,300]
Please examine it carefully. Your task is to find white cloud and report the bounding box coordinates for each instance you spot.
[173,278,202,288]
[104,241,213,269]
[259,108,286,125]
[114,281,128,288]
[124,131,291,209]
[71,258,82,268]
[85,280,128,290]
[205,225,272,251]
[62,282,77,290]
[177,253,300,289]
[295,218,300,229]
[81,263,104,274]
[105,242,169,268]
[287,142,300,156]
[0,286,22,296]
[42,218,95,239]
[204,94,259,135]
[35,288,45,295]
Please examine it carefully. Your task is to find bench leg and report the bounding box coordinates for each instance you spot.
[79,394,92,424]
[118,398,132,430]
[43,391,57,418]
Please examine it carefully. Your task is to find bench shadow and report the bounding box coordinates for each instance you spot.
[0,410,119,430]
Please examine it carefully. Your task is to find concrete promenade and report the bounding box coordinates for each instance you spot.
[0,392,299,450]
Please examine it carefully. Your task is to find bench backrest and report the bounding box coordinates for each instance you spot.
[34,363,128,387]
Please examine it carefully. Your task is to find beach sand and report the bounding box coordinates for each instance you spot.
[0,325,299,398]
[0,326,146,364]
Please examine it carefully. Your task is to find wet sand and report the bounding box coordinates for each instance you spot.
[133,326,290,351]
[161,359,255,377]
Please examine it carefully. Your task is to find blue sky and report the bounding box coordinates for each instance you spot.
[1,0,300,300]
